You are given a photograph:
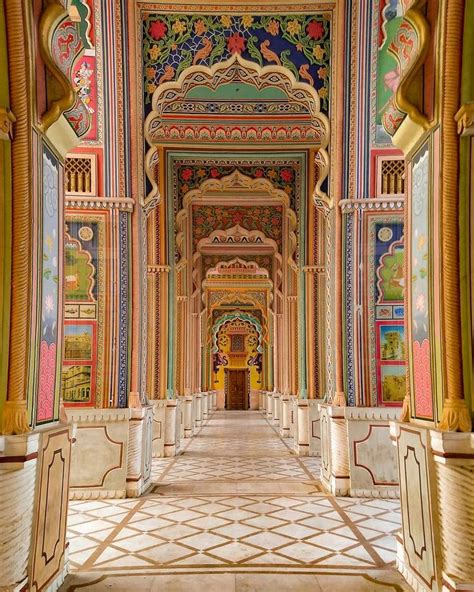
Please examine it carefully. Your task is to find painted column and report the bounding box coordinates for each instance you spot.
[2,0,33,434]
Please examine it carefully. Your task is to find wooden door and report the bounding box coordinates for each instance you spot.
[226,370,248,410]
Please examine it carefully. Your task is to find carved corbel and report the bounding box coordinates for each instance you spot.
[0,107,16,140]
[455,102,474,136]
[38,1,76,132]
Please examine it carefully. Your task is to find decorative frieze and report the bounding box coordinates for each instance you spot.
[339,197,405,213]
[65,196,135,212]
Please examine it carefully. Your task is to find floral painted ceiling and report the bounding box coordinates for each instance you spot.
[142,13,331,113]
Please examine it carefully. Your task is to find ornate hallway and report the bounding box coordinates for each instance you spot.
[61,411,409,591]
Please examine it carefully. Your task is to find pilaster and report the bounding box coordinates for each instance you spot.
[151,400,167,458]
[279,395,291,438]
[272,393,281,427]
[126,405,153,497]
[164,399,181,457]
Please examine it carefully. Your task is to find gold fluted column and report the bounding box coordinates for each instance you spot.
[2,0,31,434]
[438,0,472,432]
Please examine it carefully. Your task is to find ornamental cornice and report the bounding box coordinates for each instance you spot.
[339,197,405,213]
[302,265,325,274]
[65,196,135,211]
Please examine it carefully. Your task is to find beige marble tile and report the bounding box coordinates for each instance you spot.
[62,410,404,583]
[235,573,321,592]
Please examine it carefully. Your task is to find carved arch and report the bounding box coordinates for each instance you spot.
[144,54,330,206]
[212,310,264,353]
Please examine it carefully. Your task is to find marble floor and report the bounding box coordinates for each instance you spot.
[60,410,411,591]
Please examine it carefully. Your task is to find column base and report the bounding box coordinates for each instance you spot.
[396,539,434,592]
[0,424,72,591]
[346,407,400,498]
[389,422,474,591]
[164,400,181,458]
[126,405,153,498]
[151,400,167,458]
[67,408,131,499]
[319,404,350,496]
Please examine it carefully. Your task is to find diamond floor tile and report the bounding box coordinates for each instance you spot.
[63,410,402,580]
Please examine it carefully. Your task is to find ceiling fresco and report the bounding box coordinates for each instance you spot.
[192,205,284,250]
[175,162,300,213]
[142,13,331,113]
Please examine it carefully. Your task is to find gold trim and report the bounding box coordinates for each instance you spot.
[38,1,75,133]
[438,0,472,432]
[1,400,30,435]
[400,394,410,422]
[3,0,32,434]
[439,398,472,432]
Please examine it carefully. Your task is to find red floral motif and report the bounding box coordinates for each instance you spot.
[227,32,246,54]
[231,211,244,224]
[255,168,264,177]
[210,167,220,178]
[413,339,433,418]
[180,167,193,181]
[149,20,167,40]
[280,168,294,182]
[306,20,324,40]
[37,341,57,422]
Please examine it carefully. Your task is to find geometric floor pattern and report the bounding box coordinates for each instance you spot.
[61,410,411,591]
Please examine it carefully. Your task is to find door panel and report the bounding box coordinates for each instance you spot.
[226,370,248,410]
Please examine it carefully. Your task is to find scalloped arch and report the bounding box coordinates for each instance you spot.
[144,54,330,207]
[212,310,264,354]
